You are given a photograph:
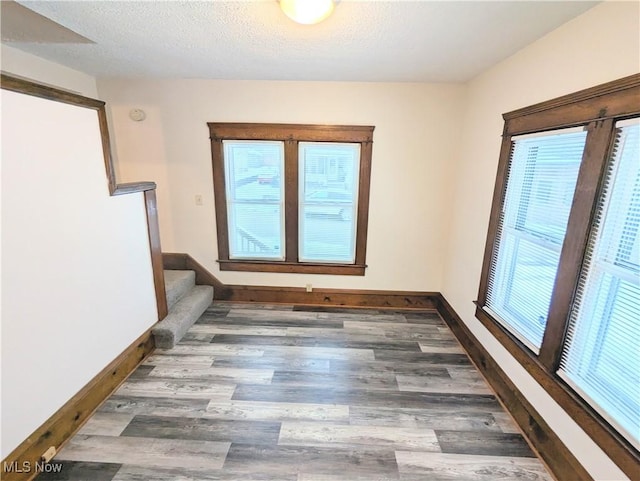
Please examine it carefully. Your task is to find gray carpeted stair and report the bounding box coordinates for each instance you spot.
[152,270,213,349]
[164,270,196,310]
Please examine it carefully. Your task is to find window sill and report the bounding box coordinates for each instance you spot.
[217,260,366,276]
[475,303,545,363]
[473,303,640,474]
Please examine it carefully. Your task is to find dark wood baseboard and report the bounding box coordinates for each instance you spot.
[2,245,597,481]
[0,74,163,480]
[160,251,605,479]
[1,330,155,481]
[473,307,640,479]
[162,253,437,309]
[219,284,438,309]
[435,294,592,481]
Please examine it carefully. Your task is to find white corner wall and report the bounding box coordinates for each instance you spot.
[0,49,158,457]
[97,79,466,291]
[1,44,98,97]
[442,3,639,480]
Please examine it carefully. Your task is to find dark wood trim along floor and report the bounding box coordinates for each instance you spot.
[35,303,553,481]
[159,253,605,480]
[1,330,155,481]
[2,262,593,481]
[435,295,592,481]
[162,253,438,309]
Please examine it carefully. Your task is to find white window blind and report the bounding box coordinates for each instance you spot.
[486,127,587,351]
[223,140,285,260]
[558,118,640,449]
[299,142,360,263]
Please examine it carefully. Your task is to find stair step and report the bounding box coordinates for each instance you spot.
[164,270,195,310]
[152,285,213,349]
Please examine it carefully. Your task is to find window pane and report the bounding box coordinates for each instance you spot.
[299,142,360,263]
[223,140,285,259]
[486,127,587,351]
[558,119,640,449]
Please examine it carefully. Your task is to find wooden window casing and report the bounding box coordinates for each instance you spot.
[209,123,374,276]
[476,74,640,479]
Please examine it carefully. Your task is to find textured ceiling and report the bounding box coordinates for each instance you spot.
[8,1,597,82]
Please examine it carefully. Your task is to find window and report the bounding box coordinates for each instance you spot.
[476,74,640,478]
[558,119,640,450]
[224,141,285,260]
[299,142,360,264]
[485,128,587,351]
[209,123,374,275]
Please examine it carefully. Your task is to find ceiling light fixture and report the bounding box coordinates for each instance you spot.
[279,0,335,25]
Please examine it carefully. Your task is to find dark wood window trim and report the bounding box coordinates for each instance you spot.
[476,73,640,479]
[209,122,374,275]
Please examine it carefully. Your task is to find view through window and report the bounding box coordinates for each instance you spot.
[558,118,640,449]
[299,142,360,263]
[486,128,587,351]
[476,75,640,478]
[224,140,285,259]
[209,123,374,275]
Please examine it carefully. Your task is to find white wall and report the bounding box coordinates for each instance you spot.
[442,3,639,480]
[0,49,158,457]
[1,44,98,97]
[97,79,466,291]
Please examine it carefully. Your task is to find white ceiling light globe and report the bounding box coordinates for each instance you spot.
[279,0,335,25]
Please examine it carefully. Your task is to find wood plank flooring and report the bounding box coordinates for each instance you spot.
[37,304,553,481]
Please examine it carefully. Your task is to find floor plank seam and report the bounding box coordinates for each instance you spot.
[36,303,554,481]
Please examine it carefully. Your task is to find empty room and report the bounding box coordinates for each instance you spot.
[1,1,638,480]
